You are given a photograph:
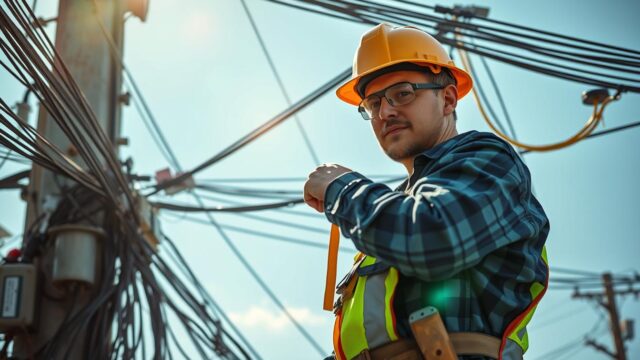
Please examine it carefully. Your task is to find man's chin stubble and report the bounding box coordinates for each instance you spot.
[385,143,423,162]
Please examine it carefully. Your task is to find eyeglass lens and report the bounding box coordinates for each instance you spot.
[360,82,416,120]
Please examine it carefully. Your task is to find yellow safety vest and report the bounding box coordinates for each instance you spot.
[332,248,549,360]
[333,254,400,360]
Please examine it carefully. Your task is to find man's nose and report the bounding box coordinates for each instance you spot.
[376,97,398,121]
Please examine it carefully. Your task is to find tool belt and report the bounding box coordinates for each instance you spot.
[352,332,501,360]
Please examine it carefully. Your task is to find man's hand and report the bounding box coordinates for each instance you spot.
[303,164,352,213]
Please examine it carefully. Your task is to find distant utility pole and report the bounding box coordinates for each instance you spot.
[13,0,142,358]
[573,272,640,360]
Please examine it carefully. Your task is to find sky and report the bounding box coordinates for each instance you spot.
[1,0,639,359]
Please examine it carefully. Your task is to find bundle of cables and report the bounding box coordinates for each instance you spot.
[0,0,255,358]
[261,0,640,93]
[259,0,640,151]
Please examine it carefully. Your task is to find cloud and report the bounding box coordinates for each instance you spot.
[229,306,327,331]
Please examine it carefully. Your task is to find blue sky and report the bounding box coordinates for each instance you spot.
[1,0,639,359]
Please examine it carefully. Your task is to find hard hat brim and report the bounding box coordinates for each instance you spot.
[336,59,473,106]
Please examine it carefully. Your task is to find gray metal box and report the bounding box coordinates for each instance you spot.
[0,263,37,332]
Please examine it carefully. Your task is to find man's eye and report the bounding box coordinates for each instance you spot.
[397,91,412,98]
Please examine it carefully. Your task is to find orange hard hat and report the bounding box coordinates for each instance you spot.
[336,23,473,106]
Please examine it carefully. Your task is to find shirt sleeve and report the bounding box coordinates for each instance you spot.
[323,137,544,282]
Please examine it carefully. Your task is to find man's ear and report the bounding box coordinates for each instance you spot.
[443,84,458,117]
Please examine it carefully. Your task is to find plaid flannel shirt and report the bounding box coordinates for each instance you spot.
[324,131,549,359]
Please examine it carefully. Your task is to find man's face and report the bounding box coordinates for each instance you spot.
[363,70,454,165]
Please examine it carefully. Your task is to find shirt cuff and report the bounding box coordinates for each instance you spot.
[324,171,369,223]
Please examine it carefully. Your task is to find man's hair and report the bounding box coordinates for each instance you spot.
[427,67,458,121]
[356,62,458,120]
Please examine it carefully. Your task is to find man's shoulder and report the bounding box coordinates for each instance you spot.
[433,131,527,181]
[442,131,525,169]
[418,131,511,163]
[452,131,515,154]
[411,131,525,187]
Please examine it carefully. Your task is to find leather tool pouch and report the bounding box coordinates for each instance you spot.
[409,306,457,360]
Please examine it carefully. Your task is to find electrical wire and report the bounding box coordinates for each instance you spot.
[239,0,320,165]
[388,0,640,63]
[552,266,613,277]
[152,198,304,213]
[460,46,510,137]
[0,169,29,189]
[528,306,590,331]
[529,296,578,323]
[528,331,588,360]
[85,15,259,356]
[160,234,261,360]
[457,43,621,151]
[163,212,355,254]
[123,72,181,171]
[191,190,323,220]
[148,68,351,196]
[193,197,327,233]
[0,26,109,195]
[1,0,135,206]
[1,1,255,357]
[555,345,587,360]
[324,2,635,97]
[263,0,366,24]
[196,174,405,183]
[88,0,182,172]
[471,38,517,139]
[88,2,330,354]
[0,149,11,171]
[155,175,405,220]
[546,268,640,292]
[195,183,302,200]
[419,1,640,58]
[0,146,31,165]
[5,0,637,357]
[93,2,337,355]
[261,0,640,93]
[91,3,265,356]
[128,88,181,171]
[187,195,328,356]
[530,318,608,360]
[447,14,626,151]
[520,120,640,155]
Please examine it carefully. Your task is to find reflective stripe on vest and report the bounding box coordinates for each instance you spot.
[499,245,549,360]
[333,255,399,360]
[334,246,548,360]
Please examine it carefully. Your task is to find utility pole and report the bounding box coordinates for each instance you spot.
[573,272,640,360]
[12,0,144,358]
[603,273,627,360]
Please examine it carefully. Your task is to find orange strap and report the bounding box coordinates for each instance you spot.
[323,224,340,311]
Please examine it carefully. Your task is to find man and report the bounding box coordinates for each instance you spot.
[303,24,549,360]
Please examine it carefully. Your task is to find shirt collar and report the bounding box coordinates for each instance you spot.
[397,131,476,191]
[413,130,476,167]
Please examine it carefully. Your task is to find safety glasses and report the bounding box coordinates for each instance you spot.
[358,82,444,120]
